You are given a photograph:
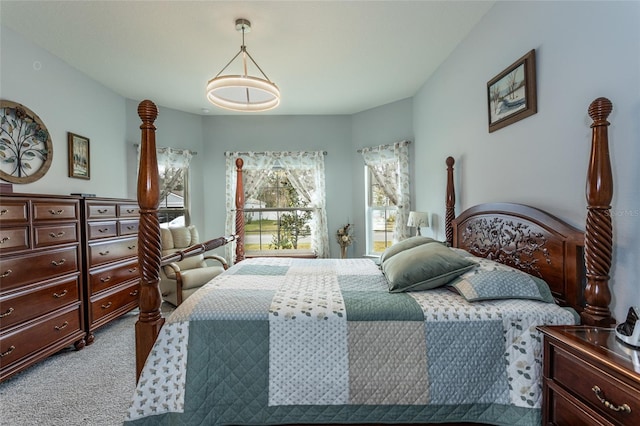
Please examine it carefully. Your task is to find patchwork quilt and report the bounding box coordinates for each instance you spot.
[125,257,578,426]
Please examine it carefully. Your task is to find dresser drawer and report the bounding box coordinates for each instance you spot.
[87,221,118,240]
[552,344,639,425]
[86,203,117,219]
[118,203,139,218]
[0,247,79,292]
[34,223,79,248]
[88,259,139,295]
[0,226,29,253]
[0,305,83,369]
[0,276,81,331]
[119,219,139,236]
[88,237,137,267]
[0,200,28,223]
[32,200,79,221]
[88,281,139,326]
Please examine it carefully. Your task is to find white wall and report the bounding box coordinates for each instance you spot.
[413,1,640,322]
[201,115,352,258]
[351,98,414,256]
[0,26,129,198]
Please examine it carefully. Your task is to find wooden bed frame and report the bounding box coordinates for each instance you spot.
[134,97,615,382]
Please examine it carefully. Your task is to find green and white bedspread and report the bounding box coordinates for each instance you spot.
[125,257,577,425]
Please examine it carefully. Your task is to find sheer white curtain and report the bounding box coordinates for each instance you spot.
[137,146,194,222]
[224,151,329,263]
[360,140,411,243]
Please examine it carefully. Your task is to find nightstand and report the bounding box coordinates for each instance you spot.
[538,326,640,425]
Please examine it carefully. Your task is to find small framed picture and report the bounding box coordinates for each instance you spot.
[68,132,90,179]
[487,49,537,133]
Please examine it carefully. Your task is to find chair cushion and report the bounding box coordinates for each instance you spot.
[162,251,206,279]
[179,266,225,290]
[160,225,199,250]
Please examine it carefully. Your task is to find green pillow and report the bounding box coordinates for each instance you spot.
[450,269,555,303]
[382,242,476,293]
[378,236,440,265]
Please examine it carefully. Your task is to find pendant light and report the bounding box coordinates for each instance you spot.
[206,19,280,112]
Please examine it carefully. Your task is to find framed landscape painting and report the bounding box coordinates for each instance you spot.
[487,49,537,133]
[68,132,90,179]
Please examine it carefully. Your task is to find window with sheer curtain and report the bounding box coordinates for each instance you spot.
[137,146,194,227]
[360,140,411,255]
[225,151,329,263]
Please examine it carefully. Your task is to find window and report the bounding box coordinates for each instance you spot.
[225,151,329,263]
[138,146,194,228]
[158,168,188,227]
[244,169,313,252]
[365,165,396,254]
[360,141,411,256]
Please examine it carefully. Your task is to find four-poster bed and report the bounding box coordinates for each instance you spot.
[127,97,615,425]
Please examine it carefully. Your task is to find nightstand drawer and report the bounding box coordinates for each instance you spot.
[552,345,639,425]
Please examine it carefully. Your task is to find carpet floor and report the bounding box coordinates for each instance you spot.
[0,306,171,426]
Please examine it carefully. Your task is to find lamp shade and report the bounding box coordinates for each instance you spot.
[407,211,429,228]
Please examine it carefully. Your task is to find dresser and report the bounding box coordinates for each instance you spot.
[539,325,640,426]
[0,194,86,382]
[81,197,139,344]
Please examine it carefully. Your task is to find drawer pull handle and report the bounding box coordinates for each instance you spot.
[129,289,139,296]
[51,259,66,266]
[98,209,108,213]
[592,386,632,413]
[126,209,136,213]
[0,307,14,318]
[126,225,135,230]
[0,236,10,244]
[128,267,138,273]
[100,276,112,283]
[101,302,113,309]
[1,269,12,278]
[98,228,110,233]
[53,289,68,298]
[54,321,69,331]
[128,245,136,250]
[48,209,64,215]
[99,250,110,256]
[0,209,7,215]
[49,231,66,238]
[0,345,15,357]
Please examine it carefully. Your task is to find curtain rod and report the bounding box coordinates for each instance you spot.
[225,150,327,156]
[356,140,411,153]
[133,144,197,155]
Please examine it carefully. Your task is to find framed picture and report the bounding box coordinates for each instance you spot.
[68,132,90,179]
[487,49,537,133]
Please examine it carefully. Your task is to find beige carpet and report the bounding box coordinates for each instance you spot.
[0,305,172,426]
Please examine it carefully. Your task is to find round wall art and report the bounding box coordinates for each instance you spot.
[0,100,53,184]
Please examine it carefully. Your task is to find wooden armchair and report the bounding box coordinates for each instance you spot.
[159,225,228,306]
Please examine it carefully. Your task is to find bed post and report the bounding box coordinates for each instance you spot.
[135,100,165,379]
[235,158,245,263]
[582,97,615,327]
[445,156,455,246]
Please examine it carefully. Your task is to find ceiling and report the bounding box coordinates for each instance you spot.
[1,1,495,116]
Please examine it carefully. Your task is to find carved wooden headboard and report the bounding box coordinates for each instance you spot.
[443,97,615,327]
[452,203,584,314]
